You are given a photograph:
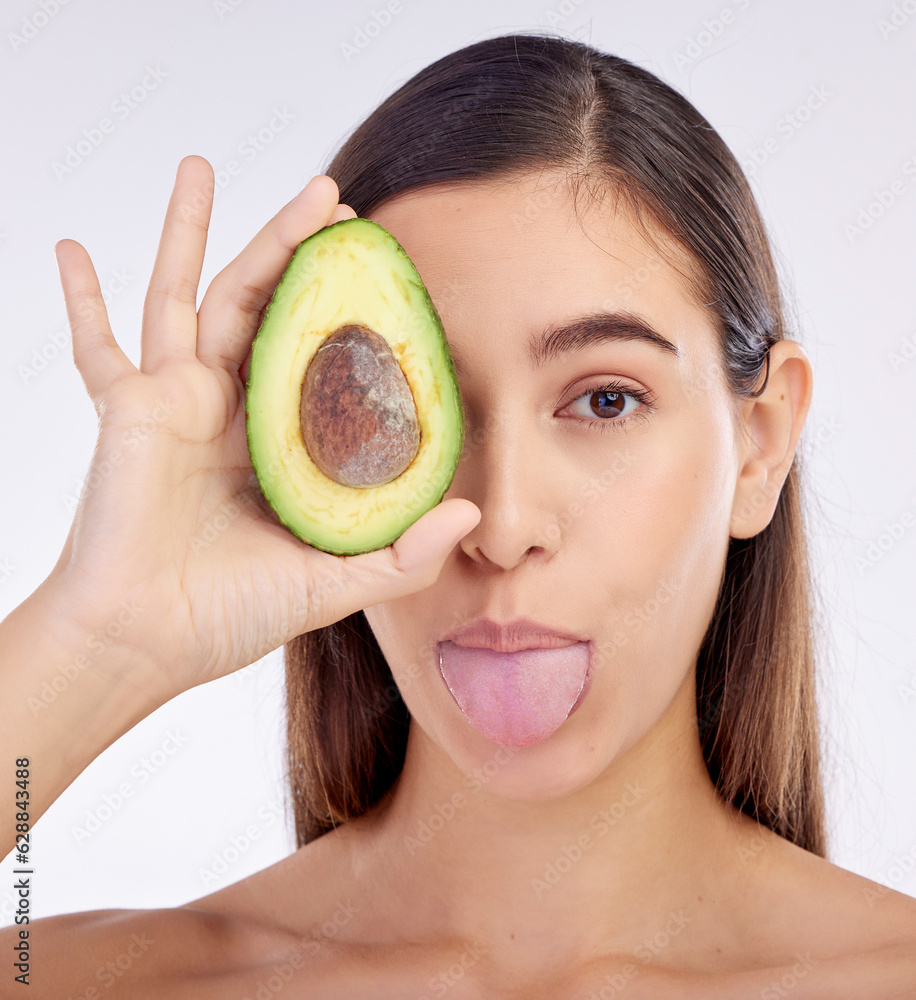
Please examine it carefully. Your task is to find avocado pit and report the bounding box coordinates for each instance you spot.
[300,324,421,488]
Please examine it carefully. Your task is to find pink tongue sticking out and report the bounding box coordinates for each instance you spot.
[437,641,589,748]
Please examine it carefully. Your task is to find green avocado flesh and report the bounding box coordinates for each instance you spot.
[245,217,464,555]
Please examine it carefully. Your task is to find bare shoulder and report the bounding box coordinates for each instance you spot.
[733,824,916,994]
[810,851,916,990]
[609,828,916,1000]
[0,903,304,1000]
[769,828,916,938]
[0,826,365,999]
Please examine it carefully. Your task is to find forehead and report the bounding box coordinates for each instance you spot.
[366,170,718,371]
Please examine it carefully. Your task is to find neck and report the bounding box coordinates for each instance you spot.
[343,674,764,977]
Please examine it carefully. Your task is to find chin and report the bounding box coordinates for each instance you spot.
[418,703,619,804]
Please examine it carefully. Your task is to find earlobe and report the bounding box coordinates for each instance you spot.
[729,340,814,540]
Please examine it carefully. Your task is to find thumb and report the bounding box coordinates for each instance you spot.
[299,498,481,627]
[392,498,481,575]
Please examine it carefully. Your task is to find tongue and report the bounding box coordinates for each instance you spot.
[437,641,588,748]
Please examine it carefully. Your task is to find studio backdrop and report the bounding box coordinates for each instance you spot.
[1,0,915,921]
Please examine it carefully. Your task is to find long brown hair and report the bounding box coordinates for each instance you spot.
[284,32,827,856]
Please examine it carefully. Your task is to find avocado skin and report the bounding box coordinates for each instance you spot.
[245,217,465,556]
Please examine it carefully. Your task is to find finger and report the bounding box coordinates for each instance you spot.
[140,155,215,373]
[54,239,137,406]
[262,498,480,638]
[388,499,481,577]
[316,499,482,616]
[196,175,343,374]
[328,202,357,224]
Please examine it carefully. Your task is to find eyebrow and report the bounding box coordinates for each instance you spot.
[446,311,681,375]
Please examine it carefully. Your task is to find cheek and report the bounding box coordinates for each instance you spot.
[571,443,706,603]
[362,596,442,712]
[363,600,415,671]
[574,411,733,700]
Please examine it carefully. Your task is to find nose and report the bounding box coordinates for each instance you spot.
[448,408,561,571]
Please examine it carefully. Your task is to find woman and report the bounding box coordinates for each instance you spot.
[3,32,915,997]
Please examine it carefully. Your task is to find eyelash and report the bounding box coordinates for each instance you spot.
[563,380,657,433]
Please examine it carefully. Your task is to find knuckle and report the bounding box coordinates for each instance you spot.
[148,272,199,306]
[232,280,273,318]
[68,289,106,330]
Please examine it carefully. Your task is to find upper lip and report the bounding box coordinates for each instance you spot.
[439,617,585,652]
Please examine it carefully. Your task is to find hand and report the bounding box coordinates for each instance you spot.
[48,155,479,701]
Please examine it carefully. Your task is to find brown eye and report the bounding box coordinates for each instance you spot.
[567,386,637,421]
[562,380,656,433]
[587,389,626,418]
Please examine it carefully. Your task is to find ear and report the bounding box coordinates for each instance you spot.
[729,340,814,540]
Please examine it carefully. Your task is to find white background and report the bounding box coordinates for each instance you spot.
[1,0,915,924]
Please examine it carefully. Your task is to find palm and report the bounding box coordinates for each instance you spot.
[52,157,479,699]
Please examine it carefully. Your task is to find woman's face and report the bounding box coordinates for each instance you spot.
[363,170,743,800]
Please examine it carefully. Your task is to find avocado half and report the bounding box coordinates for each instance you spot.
[245,217,464,556]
